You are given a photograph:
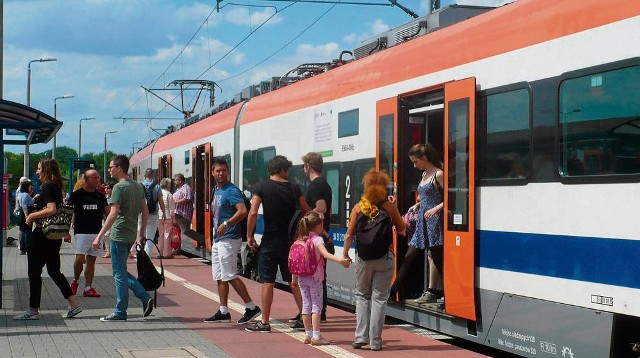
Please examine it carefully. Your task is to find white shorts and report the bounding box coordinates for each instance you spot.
[75,233,104,257]
[211,238,242,282]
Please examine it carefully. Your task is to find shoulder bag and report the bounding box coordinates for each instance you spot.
[38,203,74,240]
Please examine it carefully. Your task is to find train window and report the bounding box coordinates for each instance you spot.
[289,165,309,192]
[352,159,376,204]
[241,147,275,192]
[447,98,470,232]
[184,150,190,165]
[378,114,394,183]
[338,109,359,138]
[559,66,640,177]
[326,168,340,219]
[482,88,530,180]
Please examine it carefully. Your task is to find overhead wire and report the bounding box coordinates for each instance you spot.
[217,1,338,83]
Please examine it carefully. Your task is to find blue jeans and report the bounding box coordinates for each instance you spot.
[110,240,150,318]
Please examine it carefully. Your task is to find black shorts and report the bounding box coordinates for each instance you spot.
[258,231,291,283]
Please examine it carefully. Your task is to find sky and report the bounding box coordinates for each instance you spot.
[2,0,509,158]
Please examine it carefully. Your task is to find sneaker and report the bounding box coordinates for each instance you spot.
[237,306,261,324]
[352,341,368,349]
[100,313,126,322]
[412,291,437,304]
[288,312,301,323]
[83,287,101,297]
[143,298,154,317]
[204,310,231,323]
[70,279,79,295]
[14,310,39,320]
[311,338,331,346]
[304,336,312,344]
[63,306,82,318]
[245,320,271,333]
[290,319,305,331]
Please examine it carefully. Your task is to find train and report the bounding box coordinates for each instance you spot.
[130,0,640,356]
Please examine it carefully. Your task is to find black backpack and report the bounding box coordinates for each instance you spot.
[355,203,393,261]
[142,182,158,214]
[136,243,164,306]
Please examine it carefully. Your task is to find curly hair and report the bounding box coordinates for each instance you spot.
[362,169,389,204]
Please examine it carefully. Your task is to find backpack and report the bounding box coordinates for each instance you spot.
[288,235,319,277]
[142,182,158,214]
[355,203,393,261]
[136,242,164,306]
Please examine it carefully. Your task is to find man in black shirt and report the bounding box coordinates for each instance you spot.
[302,152,333,322]
[66,169,110,297]
[245,155,310,333]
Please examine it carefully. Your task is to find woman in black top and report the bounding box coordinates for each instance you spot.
[14,159,82,320]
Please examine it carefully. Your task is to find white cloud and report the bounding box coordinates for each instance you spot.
[224,7,282,27]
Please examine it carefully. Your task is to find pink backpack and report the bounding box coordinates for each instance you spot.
[288,236,318,277]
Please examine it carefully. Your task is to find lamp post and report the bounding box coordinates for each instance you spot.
[78,116,95,159]
[104,131,118,178]
[53,94,74,159]
[26,57,57,177]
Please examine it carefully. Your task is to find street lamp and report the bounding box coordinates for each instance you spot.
[78,116,95,159]
[53,94,74,159]
[104,131,118,178]
[25,57,57,177]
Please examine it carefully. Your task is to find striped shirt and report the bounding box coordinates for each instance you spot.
[172,183,193,221]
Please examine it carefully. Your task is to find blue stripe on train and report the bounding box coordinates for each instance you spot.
[479,230,640,289]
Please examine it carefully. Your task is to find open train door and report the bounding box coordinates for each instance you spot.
[158,155,173,184]
[192,143,212,252]
[375,97,401,280]
[443,78,477,321]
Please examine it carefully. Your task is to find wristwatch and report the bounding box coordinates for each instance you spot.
[223,221,228,227]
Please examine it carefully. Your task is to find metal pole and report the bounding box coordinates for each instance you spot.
[78,120,82,159]
[25,58,57,175]
[78,116,95,159]
[25,64,31,177]
[104,131,117,178]
[53,100,57,159]
[53,95,74,160]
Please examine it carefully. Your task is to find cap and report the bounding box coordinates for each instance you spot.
[19,177,30,184]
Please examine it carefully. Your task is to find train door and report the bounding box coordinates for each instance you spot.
[375,98,401,277]
[395,89,445,301]
[192,143,212,252]
[158,155,173,184]
[443,78,476,321]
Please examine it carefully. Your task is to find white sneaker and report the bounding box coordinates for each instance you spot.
[412,291,437,304]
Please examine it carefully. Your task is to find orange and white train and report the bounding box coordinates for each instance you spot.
[130,0,640,356]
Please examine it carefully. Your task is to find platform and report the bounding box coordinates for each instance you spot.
[1,227,488,357]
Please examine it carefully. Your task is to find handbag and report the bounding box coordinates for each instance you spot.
[169,223,182,250]
[402,205,418,240]
[38,203,74,240]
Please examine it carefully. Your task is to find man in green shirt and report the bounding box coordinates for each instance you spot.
[93,155,154,321]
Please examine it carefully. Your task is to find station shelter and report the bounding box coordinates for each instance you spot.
[0,99,61,308]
